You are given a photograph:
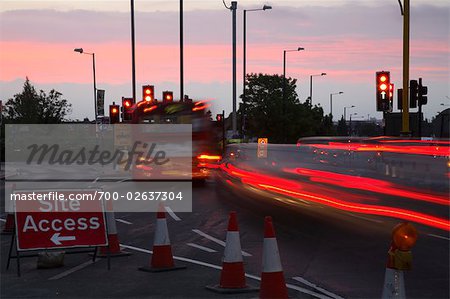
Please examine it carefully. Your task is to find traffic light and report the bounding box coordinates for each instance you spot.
[121,97,133,121]
[109,102,120,124]
[216,114,223,122]
[397,88,403,110]
[410,79,418,108]
[418,78,428,106]
[162,91,173,103]
[376,71,390,111]
[142,85,154,102]
[388,83,394,112]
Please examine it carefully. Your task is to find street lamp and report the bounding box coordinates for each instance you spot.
[349,112,358,136]
[309,73,327,105]
[242,4,272,135]
[343,105,355,122]
[282,47,304,142]
[74,48,97,121]
[329,91,343,119]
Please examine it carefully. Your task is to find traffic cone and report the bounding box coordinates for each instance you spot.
[206,211,257,293]
[2,184,16,235]
[139,205,185,272]
[260,216,288,299]
[1,213,15,235]
[97,200,130,257]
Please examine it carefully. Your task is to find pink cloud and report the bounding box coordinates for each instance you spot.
[1,36,448,86]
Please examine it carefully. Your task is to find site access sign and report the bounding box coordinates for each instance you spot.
[14,190,108,251]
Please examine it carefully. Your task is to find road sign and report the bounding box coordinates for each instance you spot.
[114,124,132,148]
[97,89,105,116]
[257,138,268,158]
[14,190,108,251]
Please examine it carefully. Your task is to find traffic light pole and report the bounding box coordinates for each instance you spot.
[417,77,423,138]
[92,53,97,122]
[231,1,237,136]
[130,0,136,103]
[180,0,184,101]
[401,0,410,135]
[222,110,226,154]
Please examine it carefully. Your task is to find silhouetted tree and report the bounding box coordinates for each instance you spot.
[2,78,72,123]
[239,73,333,143]
[336,116,348,136]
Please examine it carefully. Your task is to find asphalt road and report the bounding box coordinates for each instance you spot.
[1,171,449,298]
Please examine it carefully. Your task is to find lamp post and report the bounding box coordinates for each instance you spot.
[242,4,272,135]
[343,105,355,122]
[180,0,184,101]
[130,0,136,103]
[309,73,326,105]
[329,91,343,119]
[283,47,304,142]
[74,48,96,121]
[349,112,358,136]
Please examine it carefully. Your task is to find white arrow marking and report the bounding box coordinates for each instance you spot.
[51,233,76,245]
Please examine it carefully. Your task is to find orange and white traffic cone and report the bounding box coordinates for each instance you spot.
[260,216,288,299]
[1,213,15,235]
[206,211,257,293]
[139,206,185,272]
[2,184,16,235]
[97,200,130,257]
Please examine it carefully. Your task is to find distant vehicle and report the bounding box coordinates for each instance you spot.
[129,96,221,181]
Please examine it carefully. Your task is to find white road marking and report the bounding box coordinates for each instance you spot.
[346,212,383,224]
[49,259,98,280]
[186,243,217,253]
[0,218,6,223]
[116,218,133,225]
[192,229,252,257]
[165,206,181,221]
[292,276,344,299]
[120,244,330,299]
[428,233,450,241]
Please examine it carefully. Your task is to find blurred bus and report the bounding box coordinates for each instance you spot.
[130,97,221,181]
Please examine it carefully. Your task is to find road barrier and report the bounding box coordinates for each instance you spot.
[139,205,185,272]
[206,211,257,293]
[260,216,289,299]
[382,222,418,299]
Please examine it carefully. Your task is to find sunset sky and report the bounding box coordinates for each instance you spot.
[1,0,449,121]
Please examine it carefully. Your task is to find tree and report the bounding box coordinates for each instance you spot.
[240,73,333,143]
[336,116,348,136]
[2,78,72,123]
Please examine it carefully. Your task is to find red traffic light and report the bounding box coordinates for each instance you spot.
[122,97,133,121]
[216,114,222,122]
[377,72,390,87]
[109,103,120,124]
[376,71,391,112]
[143,85,154,102]
[162,91,173,103]
[123,99,132,107]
